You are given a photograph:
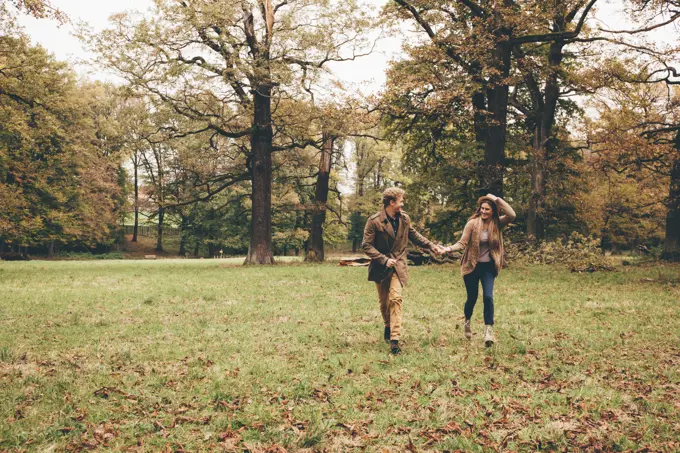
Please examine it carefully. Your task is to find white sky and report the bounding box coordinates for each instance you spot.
[17,0,402,96]
[16,0,674,95]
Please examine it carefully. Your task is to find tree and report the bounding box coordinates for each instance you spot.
[305,133,335,262]
[384,0,597,198]
[303,103,375,262]
[574,0,680,258]
[2,0,64,20]
[509,6,592,240]
[345,134,405,249]
[586,82,680,258]
[0,36,124,255]
[89,0,372,264]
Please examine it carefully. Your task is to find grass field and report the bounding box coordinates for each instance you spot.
[0,260,679,452]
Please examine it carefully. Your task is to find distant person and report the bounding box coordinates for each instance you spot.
[362,187,445,354]
[445,194,516,347]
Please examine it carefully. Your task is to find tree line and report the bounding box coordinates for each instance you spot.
[1,0,678,261]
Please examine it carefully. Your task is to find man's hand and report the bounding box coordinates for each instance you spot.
[432,244,446,255]
[386,258,397,268]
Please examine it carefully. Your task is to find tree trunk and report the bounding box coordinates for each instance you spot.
[132,155,139,242]
[479,39,511,198]
[47,241,54,258]
[179,213,188,256]
[527,40,564,241]
[156,207,164,252]
[471,71,490,198]
[527,154,546,241]
[306,134,334,262]
[663,136,680,260]
[472,88,487,150]
[245,84,275,265]
[375,157,384,189]
[351,168,365,255]
[194,243,200,257]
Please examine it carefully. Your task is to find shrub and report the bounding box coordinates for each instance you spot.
[54,251,126,260]
[506,232,615,272]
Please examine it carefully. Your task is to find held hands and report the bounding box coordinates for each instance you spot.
[431,244,447,255]
[441,245,459,254]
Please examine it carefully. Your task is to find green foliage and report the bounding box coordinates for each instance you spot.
[273,229,308,253]
[0,35,125,252]
[179,187,251,256]
[320,218,346,247]
[347,211,366,242]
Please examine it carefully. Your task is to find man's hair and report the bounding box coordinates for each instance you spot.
[382,187,406,208]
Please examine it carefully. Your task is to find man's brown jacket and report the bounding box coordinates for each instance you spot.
[362,210,433,286]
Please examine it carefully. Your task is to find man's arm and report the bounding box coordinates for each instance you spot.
[408,223,445,254]
[408,224,433,249]
[362,219,389,265]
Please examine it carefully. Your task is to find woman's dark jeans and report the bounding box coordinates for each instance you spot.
[463,261,496,325]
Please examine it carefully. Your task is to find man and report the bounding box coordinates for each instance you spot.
[362,187,445,354]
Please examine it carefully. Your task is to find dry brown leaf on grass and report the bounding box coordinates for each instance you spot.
[217,427,245,451]
[93,386,139,401]
[71,407,88,422]
[242,443,288,453]
[438,421,463,434]
[173,415,211,425]
[93,423,117,445]
[406,434,418,452]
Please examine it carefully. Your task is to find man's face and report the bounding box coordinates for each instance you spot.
[390,195,405,214]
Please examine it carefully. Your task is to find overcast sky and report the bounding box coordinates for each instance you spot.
[16,0,664,95]
[17,0,402,95]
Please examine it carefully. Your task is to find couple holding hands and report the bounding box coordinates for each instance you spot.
[362,187,516,355]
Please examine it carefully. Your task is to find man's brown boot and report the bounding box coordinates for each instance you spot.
[390,340,401,355]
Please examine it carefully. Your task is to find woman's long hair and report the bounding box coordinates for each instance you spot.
[468,196,501,248]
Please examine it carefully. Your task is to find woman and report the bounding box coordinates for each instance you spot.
[445,194,515,347]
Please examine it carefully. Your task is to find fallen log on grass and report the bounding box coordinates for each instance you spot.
[338,250,460,267]
[338,257,370,267]
[0,253,30,261]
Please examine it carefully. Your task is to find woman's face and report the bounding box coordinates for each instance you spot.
[479,202,493,220]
